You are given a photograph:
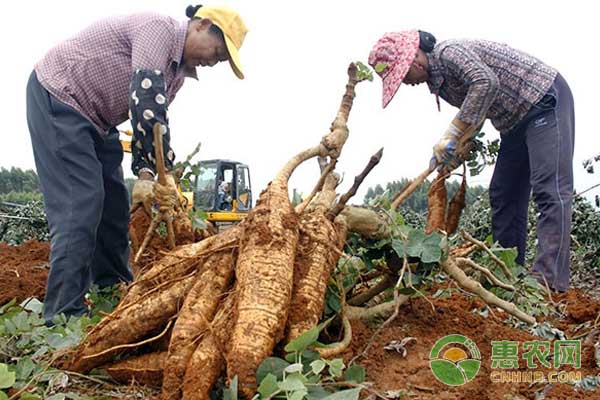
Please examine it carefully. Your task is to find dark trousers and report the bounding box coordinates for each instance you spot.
[489,73,574,292]
[26,71,133,324]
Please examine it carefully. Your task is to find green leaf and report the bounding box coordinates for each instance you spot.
[21,298,43,315]
[277,375,306,392]
[310,360,326,375]
[290,389,308,400]
[0,390,8,400]
[256,357,290,382]
[307,386,333,399]
[257,373,279,398]
[0,364,16,389]
[284,363,304,374]
[493,246,518,269]
[405,230,426,258]
[223,375,238,400]
[0,299,16,314]
[284,325,319,353]
[374,63,388,73]
[321,388,361,400]
[19,393,42,400]
[421,232,443,263]
[15,358,35,382]
[326,359,345,378]
[12,311,30,332]
[390,239,406,258]
[397,287,416,295]
[344,365,365,383]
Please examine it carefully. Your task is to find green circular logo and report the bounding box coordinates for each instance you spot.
[429,334,481,386]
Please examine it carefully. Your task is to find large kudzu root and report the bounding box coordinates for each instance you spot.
[227,64,358,399]
[426,173,447,234]
[445,174,467,235]
[226,185,300,398]
[68,274,196,373]
[127,228,240,302]
[105,351,166,386]
[161,250,235,400]
[286,177,346,343]
[84,237,232,353]
[182,292,236,400]
[68,64,366,400]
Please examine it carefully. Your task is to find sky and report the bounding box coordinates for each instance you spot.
[2,0,599,205]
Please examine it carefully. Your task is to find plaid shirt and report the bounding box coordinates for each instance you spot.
[35,13,197,174]
[426,39,557,132]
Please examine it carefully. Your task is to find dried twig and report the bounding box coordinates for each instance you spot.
[456,257,515,291]
[442,257,535,325]
[347,275,395,306]
[461,230,514,280]
[349,256,410,365]
[329,148,383,218]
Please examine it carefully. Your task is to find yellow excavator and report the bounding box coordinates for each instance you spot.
[120,130,252,227]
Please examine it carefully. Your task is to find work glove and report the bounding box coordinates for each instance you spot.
[153,174,182,212]
[131,179,155,216]
[430,122,464,172]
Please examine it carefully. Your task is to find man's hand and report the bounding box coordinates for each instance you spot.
[131,178,155,216]
[432,122,464,172]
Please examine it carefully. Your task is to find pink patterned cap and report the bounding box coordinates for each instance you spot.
[368,30,420,108]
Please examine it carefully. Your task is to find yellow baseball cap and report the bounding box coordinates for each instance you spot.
[195,6,248,79]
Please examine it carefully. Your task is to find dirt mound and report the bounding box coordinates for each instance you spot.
[0,240,50,306]
[344,287,600,400]
[555,289,600,324]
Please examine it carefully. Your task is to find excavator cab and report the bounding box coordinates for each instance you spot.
[119,130,252,226]
[189,160,252,225]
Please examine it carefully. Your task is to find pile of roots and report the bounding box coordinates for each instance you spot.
[61,64,536,399]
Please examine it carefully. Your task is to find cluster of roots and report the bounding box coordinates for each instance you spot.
[63,64,364,399]
[62,64,536,400]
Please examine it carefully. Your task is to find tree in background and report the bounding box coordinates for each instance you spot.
[364,178,487,213]
[0,167,42,203]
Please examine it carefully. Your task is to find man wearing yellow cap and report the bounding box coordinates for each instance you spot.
[25,4,248,324]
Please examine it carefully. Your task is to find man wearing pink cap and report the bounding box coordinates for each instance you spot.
[369,30,574,292]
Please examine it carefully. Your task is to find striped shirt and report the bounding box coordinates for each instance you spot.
[426,39,557,132]
[35,13,197,174]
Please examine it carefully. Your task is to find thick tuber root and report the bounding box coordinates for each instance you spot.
[227,63,359,398]
[68,64,371,400]
[445,173,467,235]
[182,292,236,400]
[287,175,346,343]
[426,173,448,234]
[68,274,197,373]
[105,351,166,386]
[161,250,235,399]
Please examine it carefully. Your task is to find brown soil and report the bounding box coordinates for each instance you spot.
[0,240,50,306]
[343,286,600,400]
[2,233,599,399]
[129,208,197,278]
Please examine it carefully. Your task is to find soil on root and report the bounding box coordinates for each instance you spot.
[0,240,49,306]
[344,287,600,400]
[129,209,195,277]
